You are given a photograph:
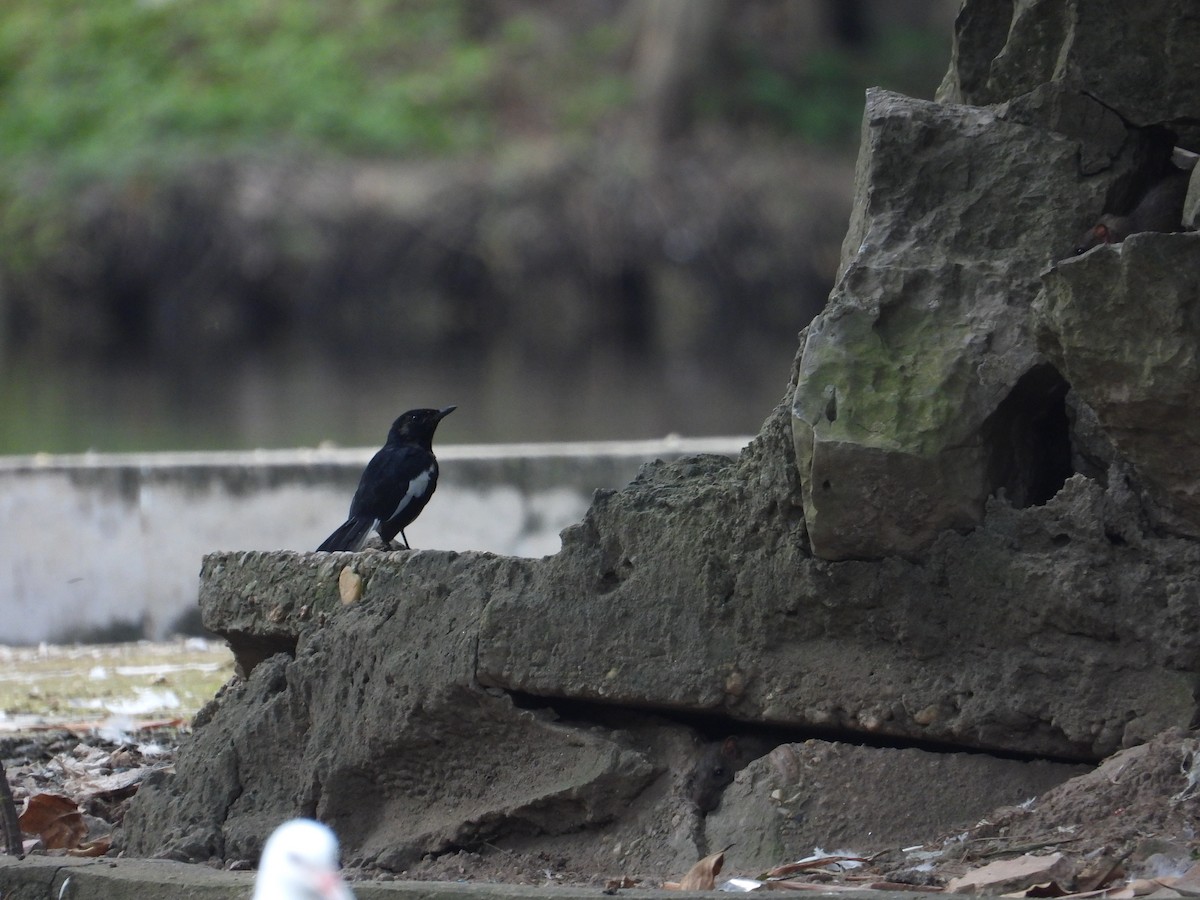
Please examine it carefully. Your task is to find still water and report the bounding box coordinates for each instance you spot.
[1,342,797,454]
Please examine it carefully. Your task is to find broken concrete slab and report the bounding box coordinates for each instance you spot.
[126,552,679,872]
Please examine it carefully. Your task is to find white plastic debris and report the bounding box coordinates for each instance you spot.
[719,878,764,892]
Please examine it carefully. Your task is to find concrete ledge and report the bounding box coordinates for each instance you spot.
[0,855,893,900]
[0,438,749,644]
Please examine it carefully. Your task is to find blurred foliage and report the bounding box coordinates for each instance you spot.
[0,2,949,172]
[0,1,954,454]
[0,0,629,171]
[701,26,950,146]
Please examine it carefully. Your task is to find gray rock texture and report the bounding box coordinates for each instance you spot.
[124,550,697,873]
[792,88,1084,560]
[789,80,1184,561]
[938,0,1200,152]
[1036,234,1200,537]
[122,408,1200,869]
[705,741,1090,871]
[119,0,1200,883]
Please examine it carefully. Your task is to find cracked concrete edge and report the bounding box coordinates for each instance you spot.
[0,855,907,900]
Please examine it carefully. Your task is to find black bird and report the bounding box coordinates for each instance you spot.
[316,406,455,552]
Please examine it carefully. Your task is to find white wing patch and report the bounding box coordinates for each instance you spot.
[387,467,434,521]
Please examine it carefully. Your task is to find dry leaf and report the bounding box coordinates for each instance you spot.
[66,835,112,858]
[761,856,870,880]
[339,567,363,604]
[18,793,87,850]
[677,847,730,891]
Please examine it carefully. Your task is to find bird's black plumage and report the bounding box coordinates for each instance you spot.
[317,406,455,552]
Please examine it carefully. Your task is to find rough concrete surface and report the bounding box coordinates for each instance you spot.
[0,855,780,900]
[705,741,1090,872]
[0,438,746,644]
[121,404,1200,876]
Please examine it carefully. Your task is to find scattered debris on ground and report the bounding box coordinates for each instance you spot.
[3,642,1199,896]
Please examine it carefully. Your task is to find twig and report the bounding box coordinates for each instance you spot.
[0,758,24,857]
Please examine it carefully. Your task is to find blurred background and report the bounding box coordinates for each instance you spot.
[0,0,957,454]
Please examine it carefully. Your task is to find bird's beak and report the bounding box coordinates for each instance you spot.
[437,405,456,420]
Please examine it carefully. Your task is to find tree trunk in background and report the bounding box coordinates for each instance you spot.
[631,0,726,142]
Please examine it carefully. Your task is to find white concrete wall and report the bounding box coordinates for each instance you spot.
[0,437,749,644]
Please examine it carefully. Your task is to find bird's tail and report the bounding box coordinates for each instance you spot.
[316,517,375,552]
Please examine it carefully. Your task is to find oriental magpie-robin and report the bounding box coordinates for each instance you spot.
[316,406,455,552]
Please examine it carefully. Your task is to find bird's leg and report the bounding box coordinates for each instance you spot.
[399,529,411,550]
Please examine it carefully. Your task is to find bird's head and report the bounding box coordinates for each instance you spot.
[253,819,355,900]
[387,405,456,447]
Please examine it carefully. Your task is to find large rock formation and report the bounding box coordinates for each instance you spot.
[121,0,1200,880]
[794,0,1200,561]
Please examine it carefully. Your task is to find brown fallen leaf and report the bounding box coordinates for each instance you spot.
[671,847,731,891]
[18,794,87,850]
[66,835,112,858]
[339,567,363,604]
[760,856,870,880]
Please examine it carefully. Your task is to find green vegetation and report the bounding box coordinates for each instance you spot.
[0,3,952,455]
[0,2,948,172]
[0,0,628,171]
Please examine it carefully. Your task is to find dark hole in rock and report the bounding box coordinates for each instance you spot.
[825,392,838,422]
[502,691,1088,763]
[982,364,1073,508]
